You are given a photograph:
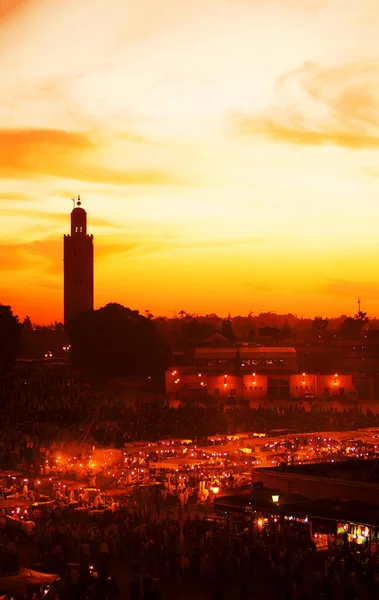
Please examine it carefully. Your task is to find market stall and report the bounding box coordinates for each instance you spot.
[0,569,60,600]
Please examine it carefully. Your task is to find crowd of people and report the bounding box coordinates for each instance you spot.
[1,363,378,458]
[1,488,379,600]
[2,363,379,598]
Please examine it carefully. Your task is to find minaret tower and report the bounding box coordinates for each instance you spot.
[63,196,94,325]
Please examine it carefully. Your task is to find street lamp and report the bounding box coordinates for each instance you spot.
[271,494,280,504]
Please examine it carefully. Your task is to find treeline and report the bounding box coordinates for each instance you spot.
[0,301,377,380]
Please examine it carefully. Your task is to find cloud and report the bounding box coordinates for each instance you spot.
[95,234,267,260]
[0,192,33,202]
[0,207,122,228]
[0,0,29,25]
[0,128,182,185]
[240,121,379,149]
[236,60,379,149]
[0,238,61,273]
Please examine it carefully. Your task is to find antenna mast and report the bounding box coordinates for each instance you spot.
[358,298,361,314]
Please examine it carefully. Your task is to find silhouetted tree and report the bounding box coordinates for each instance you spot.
[258,326,281,341]
[66,303,171,379]
[355,310,369,324]
[179,317,216,345]
[221,319,235,341]
[0,304,22,375]
[340,312,369,338]
[312,316,329,330]
[22,315,33,331]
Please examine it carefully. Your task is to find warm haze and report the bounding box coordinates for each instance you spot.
[1,0,379,324]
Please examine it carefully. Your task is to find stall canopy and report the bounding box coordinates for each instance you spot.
[0,568,60,597]
[0,500,31,510]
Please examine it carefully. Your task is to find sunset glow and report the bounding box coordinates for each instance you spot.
[1,0,379,323]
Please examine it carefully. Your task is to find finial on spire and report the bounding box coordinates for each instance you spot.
[77,194,81,207]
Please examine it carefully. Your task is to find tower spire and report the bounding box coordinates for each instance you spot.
[64,197,94,325]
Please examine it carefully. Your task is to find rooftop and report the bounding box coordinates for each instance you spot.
[267,458,379,485]
[194,347,297,359]
[214,488,379,527]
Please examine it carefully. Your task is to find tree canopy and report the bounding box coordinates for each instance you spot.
[340,311,369,337]
[221,319,235,340]
[312,316,329,330]
[0,304,22,375]
[65,303,172,378]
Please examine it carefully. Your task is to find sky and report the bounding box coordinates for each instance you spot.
[1,0,379,323]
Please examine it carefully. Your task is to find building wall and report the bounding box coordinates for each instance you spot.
[206,374,244,399]
[290,373,316,399]
[166,369,358,400]
[242,374,268,401]
[316,374,355,398]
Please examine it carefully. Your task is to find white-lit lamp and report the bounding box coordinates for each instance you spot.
[210,486,220,494]
[271,494,280,504]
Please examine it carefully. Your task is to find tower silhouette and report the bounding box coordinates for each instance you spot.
[63,196,94,325]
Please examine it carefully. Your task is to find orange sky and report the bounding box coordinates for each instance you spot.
[1,0,379,324]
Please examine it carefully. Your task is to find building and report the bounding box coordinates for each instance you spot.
[194,346,297,373]
[165,346,361,400]
[214,459,379,551]
[250,459,379,504]
[63,197,94,325]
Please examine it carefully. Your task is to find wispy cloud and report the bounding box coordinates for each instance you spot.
[0,0,29,25]
[0,238,60,273]
[236,60,379,149]
[0,128,183,185]
[95,234,268,260]
[0,192,33,202]
[0,207,122,228]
